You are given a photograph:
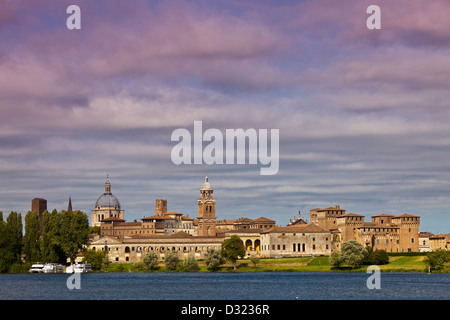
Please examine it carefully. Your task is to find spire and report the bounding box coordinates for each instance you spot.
[104,174,111,194]
[68,196,72,212]
[201,176,212,191]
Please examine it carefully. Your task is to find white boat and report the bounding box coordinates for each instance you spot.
[42,263,64,274]
[29,264,45,273]
[65,263,92,273]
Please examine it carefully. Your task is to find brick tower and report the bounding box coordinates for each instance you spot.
[197,176,217,236]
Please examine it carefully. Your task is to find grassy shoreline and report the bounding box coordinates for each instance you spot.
[100,255,447,273]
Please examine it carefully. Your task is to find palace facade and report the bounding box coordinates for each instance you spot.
[88,176,423,263]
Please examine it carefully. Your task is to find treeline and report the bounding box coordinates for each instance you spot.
[0,209,90,273]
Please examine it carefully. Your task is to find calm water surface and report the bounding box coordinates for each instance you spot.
[0,272,449,300]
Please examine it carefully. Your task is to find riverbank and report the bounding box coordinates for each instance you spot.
[100,255,443,273]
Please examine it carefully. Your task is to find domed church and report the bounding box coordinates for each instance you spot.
[91,175,124,227]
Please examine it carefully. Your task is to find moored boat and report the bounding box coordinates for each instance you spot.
[42,263,64,273]
[65,263,92,273]
[29,264,45,273]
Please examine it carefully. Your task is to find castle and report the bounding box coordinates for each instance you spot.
[88,176,422,263]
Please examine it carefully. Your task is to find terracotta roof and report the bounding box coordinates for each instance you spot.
[217,220,235,225]
[371,213,394,217]
[314,206,344,211]
[253,217,275,223]
[393,213,420,218]
[169,231,193,238]
[262,223,328,234]
[225,228,262,234]
[142,215,169,220]
[336,212,364,218]
[234,218,253,223]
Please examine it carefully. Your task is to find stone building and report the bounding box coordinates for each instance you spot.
[260,224,332,257]
[310,206,421,253]
[310,205,346,230]
[429,233,450,251]
[93,176,226,261]
[90,233,223,262]
[216,216,275,232]
[88,177,427,263]
[419,232,432,252]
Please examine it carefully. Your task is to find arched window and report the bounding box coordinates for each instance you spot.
[255,240,260,251]
[245,239,253,251]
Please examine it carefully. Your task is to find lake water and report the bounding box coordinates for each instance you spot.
[1,272,449,300]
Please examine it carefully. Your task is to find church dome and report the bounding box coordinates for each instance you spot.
[95,193,121,208]
[95,175,121,208]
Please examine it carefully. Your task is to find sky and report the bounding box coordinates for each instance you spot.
[0,0,449,233]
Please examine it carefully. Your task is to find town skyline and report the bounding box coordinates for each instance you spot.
[1,1,449,234]
[3,173,447,236]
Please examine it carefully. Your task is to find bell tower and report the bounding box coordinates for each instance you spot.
[197,176,217,236]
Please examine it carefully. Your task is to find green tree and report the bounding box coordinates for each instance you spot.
[143,251,159,270]
[249,255,260,271]
[23,211,42,263]
[59,210,90,264]
[204,248,224,271]
[363,246,375,265]
[0,212,14,272]
[89,226,101,235]
[340,240,367,269]
[329,249,342,269]
[82,249,108,271]
[425,249,450,272]
[182,256,199,272]
[373,249,389,265]
[221,235,245,271]
[40,210,66,264]
[6,212,23,264]
[165,251,180,271]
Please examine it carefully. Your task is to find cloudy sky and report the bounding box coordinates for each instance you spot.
[1,0,449,233]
